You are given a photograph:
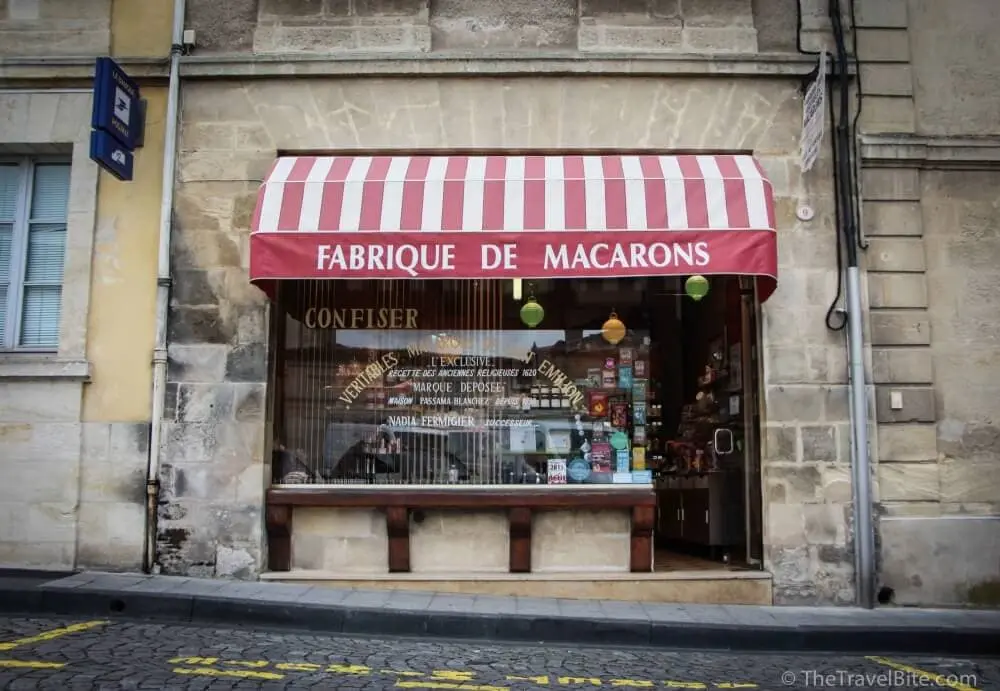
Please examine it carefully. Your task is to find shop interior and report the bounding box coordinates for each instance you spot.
[272,275,764,572]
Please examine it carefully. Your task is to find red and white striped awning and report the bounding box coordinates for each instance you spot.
[250,154,778,299]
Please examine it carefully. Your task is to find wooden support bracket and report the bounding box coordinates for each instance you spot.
[385,506,411,573]
[508,507,533,573]
[265,504,292,572]
[630,504,655,572]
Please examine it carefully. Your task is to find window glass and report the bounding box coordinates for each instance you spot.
[276,278,661,486]
[0,164,17,344]
[19,164,69,348]
[30,164,71,220]
[0,164,18,221]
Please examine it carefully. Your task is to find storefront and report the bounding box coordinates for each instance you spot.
[252,153,778,582]
[159,71,860,604]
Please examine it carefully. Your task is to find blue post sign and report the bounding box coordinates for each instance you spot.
[89,130,134,182]
[89,57,144,181]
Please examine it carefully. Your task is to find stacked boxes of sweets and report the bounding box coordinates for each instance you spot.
[529,384,574,411]
[626,350,670,475]
[628,356,647,474]
[579,343,657,482]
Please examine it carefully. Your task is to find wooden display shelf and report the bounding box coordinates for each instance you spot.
[266,486,655,575]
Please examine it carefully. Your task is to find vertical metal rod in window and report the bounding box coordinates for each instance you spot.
[293,284,304,483]
[308,279,316,483]
[482,278,487,484]
[491,278,496,484]
[310,280,316,484]
[309,279,318,483]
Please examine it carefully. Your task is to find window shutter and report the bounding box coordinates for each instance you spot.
[19,163,70,348]
[0,164,18,346]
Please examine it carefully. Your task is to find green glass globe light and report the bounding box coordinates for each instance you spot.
[520,298,545,328]
[685,275,710,302]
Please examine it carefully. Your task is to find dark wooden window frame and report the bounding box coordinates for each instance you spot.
[266,487,655,574]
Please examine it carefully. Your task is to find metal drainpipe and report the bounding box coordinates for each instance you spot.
[143,0,186,574]
[829,0,875,609]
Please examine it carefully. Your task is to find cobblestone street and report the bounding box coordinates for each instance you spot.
[0,616,996,690]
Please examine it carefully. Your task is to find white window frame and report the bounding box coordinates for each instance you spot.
[1,156,71,353]
[0,90,98,382]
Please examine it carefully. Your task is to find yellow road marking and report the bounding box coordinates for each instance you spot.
[0,621,109,651]
[165,657,763,689]
[0,660,66,669]
[275,662,322,672]
[396,683,509,691]
[432,671,477,681]
[328,662,372,675]
[173,666,284,681]
[866,656,980,691]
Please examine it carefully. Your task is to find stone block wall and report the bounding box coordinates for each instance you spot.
[285,507,629,573]
[78,422,148,570]
[0,382,84,568]
[291,508,389,571]
[255,0,432,53]
[579,0,757,54]
[159,131,272,576]
[855,0,1000,606]
[410,511,508,572]
[868,164,1000,605]
[853,0,938,604]
[855,0,914,134]
[430,0,577,50]
[532,510,631,572]
[759,141,857,604]
[909,0,1000,136]
[0,0,111,55]
[180,0,863,55]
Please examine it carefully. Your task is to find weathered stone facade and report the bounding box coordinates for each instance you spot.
[856,0,1000,607]
[0,1,170,572]
[0,92,152,571]
[162,69,858,599]
[156,0,1000,607]
[0,0,111,55]
[2,0,998,607]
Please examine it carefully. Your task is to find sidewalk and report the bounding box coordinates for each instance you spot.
[1,570,998,656]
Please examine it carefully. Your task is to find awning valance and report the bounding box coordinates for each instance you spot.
[249,154,778,300]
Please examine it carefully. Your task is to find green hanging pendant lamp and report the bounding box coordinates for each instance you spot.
[685,275,710,301]
[521,297,545,329]
[520,296,545,328]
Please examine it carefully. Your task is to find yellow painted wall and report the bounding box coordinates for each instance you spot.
[83,0,174,421]
[82,88,166,423]
[111,0,174,57]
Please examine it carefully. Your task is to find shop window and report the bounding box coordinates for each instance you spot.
[273,278,669,486]
[0,160,71,351]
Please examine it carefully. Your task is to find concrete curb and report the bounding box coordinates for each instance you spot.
[1,579,998,656]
